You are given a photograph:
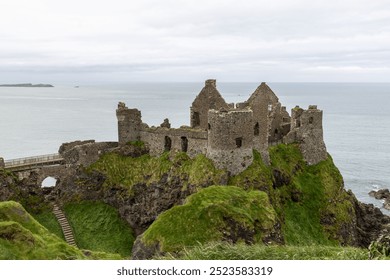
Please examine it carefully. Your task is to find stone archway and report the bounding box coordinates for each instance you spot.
[35,165,69,187]
[41,176,58,188]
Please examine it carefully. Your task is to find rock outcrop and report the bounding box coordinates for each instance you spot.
[369,188,390,210]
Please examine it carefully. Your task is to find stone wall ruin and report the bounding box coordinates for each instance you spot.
[116,80,328,175]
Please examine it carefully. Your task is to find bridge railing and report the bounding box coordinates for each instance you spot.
[4,153,64,168]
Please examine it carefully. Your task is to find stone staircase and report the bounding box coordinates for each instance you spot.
[52,204,77,247]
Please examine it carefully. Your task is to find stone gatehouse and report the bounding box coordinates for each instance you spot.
[116,79,327,175]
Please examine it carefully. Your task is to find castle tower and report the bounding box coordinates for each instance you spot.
[284,105,327,165]
[245,82,281,164]
[190,79,230,130]
[206,108,254,175]
[116,102,143,145]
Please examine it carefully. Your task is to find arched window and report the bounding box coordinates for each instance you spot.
[193,112,200,126]
[164,136,172,151]
[254,122,259,136]
[309,117,314,124]
[181,137,188,152]
[235,137,243,148]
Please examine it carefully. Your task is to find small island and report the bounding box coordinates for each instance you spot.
[0,83,54,87]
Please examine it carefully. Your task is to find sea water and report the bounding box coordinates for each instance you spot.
[0,82,389,213]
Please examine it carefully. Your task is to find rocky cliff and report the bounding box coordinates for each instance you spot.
[1,143,389,259]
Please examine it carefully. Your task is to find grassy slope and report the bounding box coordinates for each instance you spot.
[269,144,354,245]
[0,144,371,259]
[33,210,64,239]
[88,152,227,193]
[0,201,120,259]
[141,185,277,252]
[162,242,386,260]
[64,201,134,257]
[139,144,364,258]
[230,144,355,246]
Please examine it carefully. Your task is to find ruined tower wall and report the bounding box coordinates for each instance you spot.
[190,79,230,130]
[116,103,142,145]
[268,104,291,145]
[116,80,328,172]
[284,105,327,165]
[140,128,207,158]
[246,83,280,164]
[206,109,253,175]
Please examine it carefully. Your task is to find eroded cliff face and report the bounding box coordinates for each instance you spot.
[1,144,390,259]
[0,169,49,213]
[51,146,229,236]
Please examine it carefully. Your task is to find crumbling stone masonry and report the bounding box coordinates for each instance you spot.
[116,79,328,175]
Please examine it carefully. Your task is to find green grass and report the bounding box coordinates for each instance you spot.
[88,152,228,195]
[228,144,358,247]
[141,185,277,253]
[229,150,273,191]
[174,153,227,189]
[0,201,121,260]
[269,145,353,245]
[64,201,135,257]
[87,152,172,190]
[161,242,385,260]
[33,210,63,239]
[269,144,305,176]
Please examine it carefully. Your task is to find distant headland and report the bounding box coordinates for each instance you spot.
[0,83,54,87]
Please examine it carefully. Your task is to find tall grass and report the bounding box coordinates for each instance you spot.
[33,210,63,239]
[64,201,134,257]
[162,242,384,260]
[0,201,121,260]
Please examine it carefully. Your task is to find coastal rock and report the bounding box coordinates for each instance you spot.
[368,188,390,211]
[352,193,390,247]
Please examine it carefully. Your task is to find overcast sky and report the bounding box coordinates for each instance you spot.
[1,0,390,84]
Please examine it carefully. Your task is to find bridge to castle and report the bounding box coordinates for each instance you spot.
[4,153,64,172]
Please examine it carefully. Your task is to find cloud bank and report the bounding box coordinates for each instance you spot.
[1,0,390,83]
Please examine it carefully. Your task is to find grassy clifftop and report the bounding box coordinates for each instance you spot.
[134,144,365,258]
[2,143,383,259]
[139,185,278,255]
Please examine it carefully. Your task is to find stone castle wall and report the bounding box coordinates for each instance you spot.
[284,105,327,165]
[116,80,328,173]
[116,103,142,145]
[140,127,207,158]
[190,79,231,130]
[207,109,254,175]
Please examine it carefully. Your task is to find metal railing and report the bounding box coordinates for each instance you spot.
[4,153,64,168]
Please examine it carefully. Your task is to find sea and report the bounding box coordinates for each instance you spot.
[0,82,389,213]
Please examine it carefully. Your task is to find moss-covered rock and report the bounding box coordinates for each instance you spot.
[132,185,280,259]
[58,152,228,234]
[0,201,121,259]
[230,144,390,247]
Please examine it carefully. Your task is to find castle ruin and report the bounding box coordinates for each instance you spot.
[116,80,327,175]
